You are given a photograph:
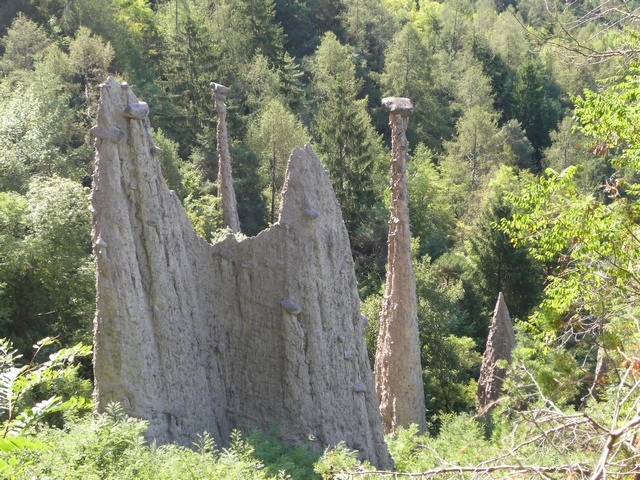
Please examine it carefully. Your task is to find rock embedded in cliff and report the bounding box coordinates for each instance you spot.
[91,77,392,469]
[476,292,517,415]
[123,101,149,119]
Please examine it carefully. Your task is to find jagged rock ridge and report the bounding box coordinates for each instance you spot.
[477,292,517,414]
[90,77,392,468]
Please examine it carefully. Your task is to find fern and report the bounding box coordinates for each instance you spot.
[0,337,92,438]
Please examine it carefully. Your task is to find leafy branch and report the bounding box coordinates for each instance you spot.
[0,337,92,438]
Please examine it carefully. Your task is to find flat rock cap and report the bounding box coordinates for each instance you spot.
[210,82,230,97]
[381,97,414,117]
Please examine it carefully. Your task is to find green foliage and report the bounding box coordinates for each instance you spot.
[507,324,586,405]
[153,128,185,199]
[438,58,509,216]
[0,13,49,75]
[501,64,640,408]
[407,144,455,259]
[241,427,320,479]
[231,142,271,236]
[311,32,384,223]
[241,53,282,111]
[156,1,218,155]
[386,417,497,473]
[360,291,382,367]
[68,27,114,85]
[499,119,535,171]
[0,436,46,452]
[0,70,87,193]
[575,64,640,170]
[466,167,543,330]
[342,0,398,73]
[184,193,223,243]
[510,59,563,166]
[0,337,92,439]
[2,3,640,477]
[381,23,451,151]
[310,31,388,283]
[0,177,94,351]
[543,116,610,193]
[247,98,309,223]
[2,405,318,479]
[415,255,481,417]
[314,442,367,478]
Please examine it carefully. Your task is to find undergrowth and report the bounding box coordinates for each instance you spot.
[0,403,324,480]
[0,403,505,480]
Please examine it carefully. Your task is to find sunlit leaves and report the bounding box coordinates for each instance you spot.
[0,177,93,350]
[247,98,309,223]
[0,337,91,438]
[575,65,640,171]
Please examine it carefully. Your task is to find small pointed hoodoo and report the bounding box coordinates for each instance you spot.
[477,292,517,415]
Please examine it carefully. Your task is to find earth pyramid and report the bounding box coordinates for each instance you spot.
[90,77,393,469]
[477,292,517,414]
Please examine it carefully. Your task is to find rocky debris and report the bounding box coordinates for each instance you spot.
[210,81,241,232]
[477,292,517,414]
[374,98,427,434]
[91,77,392,469]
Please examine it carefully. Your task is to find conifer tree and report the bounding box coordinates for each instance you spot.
[511,59,563,167]
[310,32,383,235]
[381,23,451,151]
[466,168,543,339]
[247,98,309,223]
[158,2,218,156]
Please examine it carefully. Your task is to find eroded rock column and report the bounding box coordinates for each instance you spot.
[477,292,516,415]
[92,77,393,469]
[375,97,427,434]
[211,82,241,232]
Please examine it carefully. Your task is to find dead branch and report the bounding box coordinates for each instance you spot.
[334,463,591,479]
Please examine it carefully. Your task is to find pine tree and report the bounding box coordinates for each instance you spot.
[158,1,219,157]
[247,98,309,223]
[511,59,563,168]
[310,32,384,234]
[381,22,451,151]
[466,167,543,340]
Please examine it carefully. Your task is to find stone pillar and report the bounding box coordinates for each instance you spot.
[374,97,427,434]
[91,78,393,468]
[477,292,516,415]
[211,82,241,233]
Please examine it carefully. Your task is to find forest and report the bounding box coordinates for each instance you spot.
[1,0,640,477]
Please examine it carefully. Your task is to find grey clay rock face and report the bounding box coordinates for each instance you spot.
[91,77,392,469]
[477,292,517,414]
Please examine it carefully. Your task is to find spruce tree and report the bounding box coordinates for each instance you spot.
[466,168,543,341]
[247,98,309,224]
[310,32,384,236]
[381,23,451,151]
